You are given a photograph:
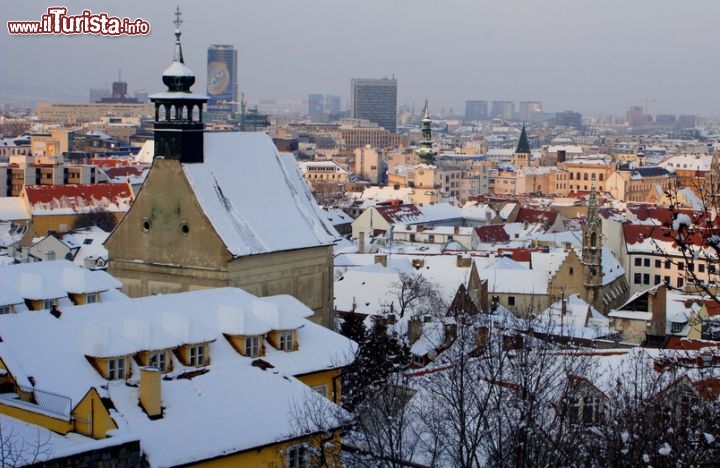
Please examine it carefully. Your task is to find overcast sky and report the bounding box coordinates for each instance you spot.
[2,1,719,117]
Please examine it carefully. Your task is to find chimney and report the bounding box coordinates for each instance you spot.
[408,315,422,345]
[412,258,425,270]
[140,367,162,419]
[477,326,490,352]
[358,232,365,254]
[44,250,56,261]
[647,285,667,338]
[374,254,387,267]
[443,323,457,348]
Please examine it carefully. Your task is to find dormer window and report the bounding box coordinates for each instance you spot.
[86,292,99,304]
[279,331,294,352]
[244,336,260,358]
[43,299,58,310]
[0,305,13,315]
[148,351,168,372]
[108,357,127,380]
[189,344,206,366]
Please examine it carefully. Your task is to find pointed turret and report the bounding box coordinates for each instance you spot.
[415,100,437,165]
[516,124,531,154]
[513,124,531,169]
[582,179,603,307]
[149,7,208,164]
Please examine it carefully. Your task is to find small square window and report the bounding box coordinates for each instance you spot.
[634,273,642,284]
[634,258,642,267]
[678,262,684,271]
[655,260,662,268]
[643,258,650,267]
[665,260,671,269]
[508,296,516,306]
[699,264,705,273]
[108,358,126,380]
[677,278,684,288]
[654,275,661,285]
[189,345,206,366]
[148,351,167,372]
[643,274,650,285]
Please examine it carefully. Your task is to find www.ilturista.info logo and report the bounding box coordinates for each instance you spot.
[7,7,150,36]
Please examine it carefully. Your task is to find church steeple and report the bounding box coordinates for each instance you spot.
[149,7,208,164]
[415,100,437,165]
[582,179,603,305]
[516,124,531,154]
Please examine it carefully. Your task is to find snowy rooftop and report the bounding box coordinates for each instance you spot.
[0,259,123,307]
[535,293,610,339]
[183,132,340,257]
[0,286,354,466]
[0,196,30,221]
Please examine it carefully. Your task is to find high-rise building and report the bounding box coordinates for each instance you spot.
[677,114,698,129]
[464,100,488,122]
[519,101,542,122]
[351,78,397,133]
[308,94,324,116]
[555,110,582,130]
[325,95,341,114]
[490,101,514,121]
[206,44,238,120]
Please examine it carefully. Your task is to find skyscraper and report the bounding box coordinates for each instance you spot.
[490,101,514,121]
[464,100,488,122]
[351,78,397,133]
[519,101,542,122]
[206,44,238,120]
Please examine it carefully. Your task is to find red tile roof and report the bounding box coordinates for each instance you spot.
[24,183,133,214]
[664,336,720,351]
[514,207,558,225]
[375,203,423,224]
[622,223,706,247]
[474,225,509,243]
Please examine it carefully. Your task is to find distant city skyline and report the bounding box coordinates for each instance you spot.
[2,1,720,117]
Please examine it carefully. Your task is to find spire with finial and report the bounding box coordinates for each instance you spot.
[149,7,208,163]
[587,178,598,222]
[161,6,196,93]
[416,100,436,165]
[173,5,184,63]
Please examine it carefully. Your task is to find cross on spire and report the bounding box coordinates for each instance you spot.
[173,6,183,30]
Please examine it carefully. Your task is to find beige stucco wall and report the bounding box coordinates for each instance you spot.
[106,158,334,328]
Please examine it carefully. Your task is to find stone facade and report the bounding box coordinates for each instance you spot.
[106,158,334,328]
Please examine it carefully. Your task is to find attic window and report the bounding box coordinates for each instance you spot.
[83,239,93,245]
[142,218,152,232]
[180,221,190,235]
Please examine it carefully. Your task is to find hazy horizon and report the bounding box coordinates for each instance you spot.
[3,1,720,117]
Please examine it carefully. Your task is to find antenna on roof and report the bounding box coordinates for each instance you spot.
[118,68,122,82]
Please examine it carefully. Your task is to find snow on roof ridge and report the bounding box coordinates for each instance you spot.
[161,313,216,345]
[83,324,138,358]
[251,300,303,330]
[217,304,271,336]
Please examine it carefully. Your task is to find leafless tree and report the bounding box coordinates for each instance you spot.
[653,164,720,305]
[385,272,447,319]
[0,419,52,467]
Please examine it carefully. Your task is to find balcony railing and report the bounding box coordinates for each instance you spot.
[0,381,72,417]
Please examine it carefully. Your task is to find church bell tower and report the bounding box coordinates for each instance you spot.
[149,7,208,164]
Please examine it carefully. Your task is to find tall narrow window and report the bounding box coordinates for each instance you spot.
[279,331,294,352]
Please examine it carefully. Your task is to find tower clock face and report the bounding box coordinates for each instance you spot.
[207,61,230,96]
